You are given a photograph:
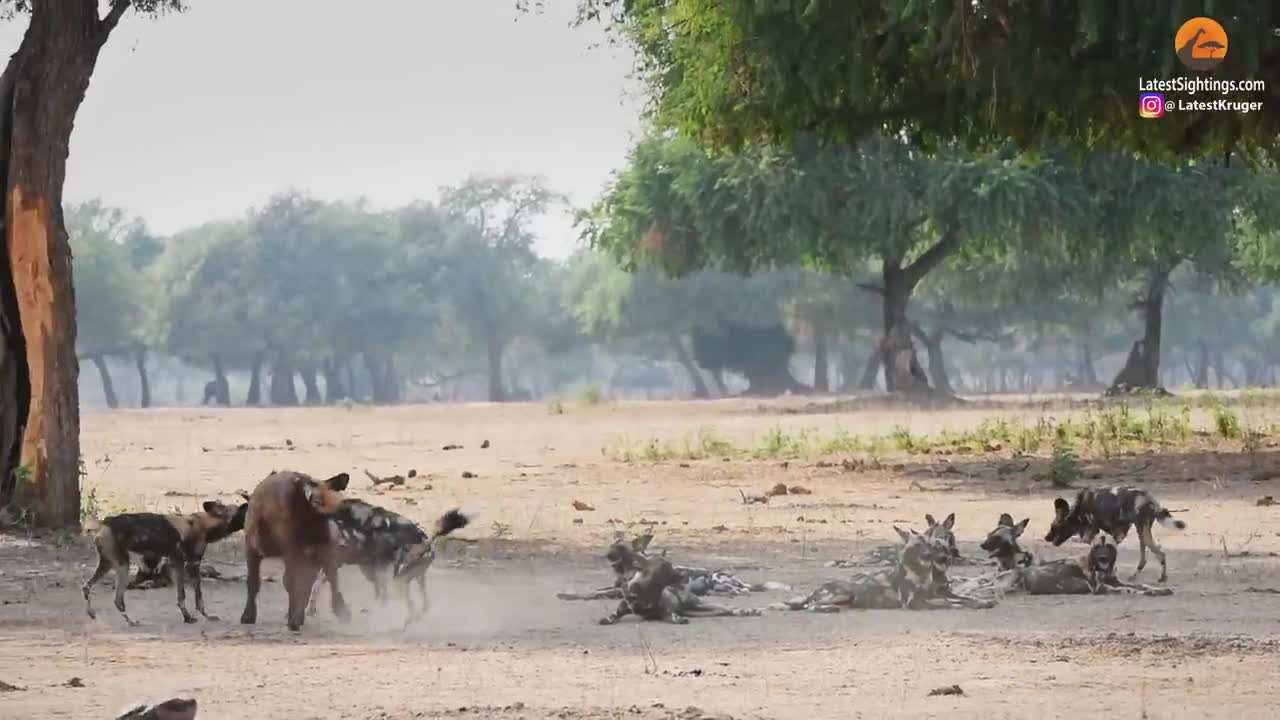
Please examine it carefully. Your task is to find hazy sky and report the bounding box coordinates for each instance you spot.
[1,0,644,259]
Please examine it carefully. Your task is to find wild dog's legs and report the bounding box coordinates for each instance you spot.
[112,560,140,626]
[1130,524,1149,581]
[1138,523,1170,583]
[307,571,326,617]
[323,549,350,623]
[188,560,218,620]
[82,551,113,620]
[598,600,634,625]
[556,587,623,601]
[416,574,429,616]
[239,548,263,625]
[169,553,197,624]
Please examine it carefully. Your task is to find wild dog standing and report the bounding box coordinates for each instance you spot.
[308,501,470,626]
[239,470,351,631]
[783,526,995,612]
[968,514,1172,597]
[597,536,762,625]
[83,499,248,625]
[1045,486,1187,582]
[130,493,250,589]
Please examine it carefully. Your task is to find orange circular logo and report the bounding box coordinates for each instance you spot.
[1175,17,1228,71]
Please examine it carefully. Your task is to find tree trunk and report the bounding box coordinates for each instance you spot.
[299,365,321,406]
[485,333,506,402]
[134,345,150,408]
[880,266,930,394]
[857,350,880,390]
[203,354,230,406]
[1192,341,1209,389]
[1108,265,1174,395]
[89,354,117,409]
[811,317,830,393]
[1077,343,1100,389]
[245,350,265,405]
[711,369,728,397]
[668,332,709,399]
[268,357,299,406]
[918,330,954,396]
[1,2,117,526]
[322,356,347,403]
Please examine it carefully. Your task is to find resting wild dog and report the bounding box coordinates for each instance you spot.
[1045,486,1186,582]
[966,514,1172,597]
[83,498,248,625]
[597,536,762,625]
[782,526,996,612]
[307,501,470,625]
[557,532,788,601]
[116,697,198,720]
[239,470,351,631]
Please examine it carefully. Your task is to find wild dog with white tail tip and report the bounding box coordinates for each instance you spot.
[1045,486,1186,582]
[309,501,470,626]
[83,498,248,626]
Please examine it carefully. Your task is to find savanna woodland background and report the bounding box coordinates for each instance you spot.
[2,2,1280,718]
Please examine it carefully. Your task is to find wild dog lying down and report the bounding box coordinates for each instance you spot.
[240,470,351,631]
[307,501,470,625]
[83,498,249,625]
[1046,486,1187,582]
[827,512,981,569]
[597,536,763,625]
[557,532,788,601]
[961,514,1172,597]
[782,526,996,612]
[116,697,198,720]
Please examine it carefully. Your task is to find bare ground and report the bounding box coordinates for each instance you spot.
[2,397,1280,719]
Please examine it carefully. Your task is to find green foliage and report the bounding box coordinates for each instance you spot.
[1048,432,1082,489]
[66,201,151,357]
[581,0,1280,159]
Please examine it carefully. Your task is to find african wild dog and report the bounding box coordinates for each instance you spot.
[960,514,1172,597]
[557,532,788,601]
[129,493,250,590]
[980,513,1035,571]
[116,697,198,720]
[597,536,762,625]
[1046,486,1186,582]
[308,500,470,626]
[240,470,351,631]
[782,526,996,612]
[83,498,248,625]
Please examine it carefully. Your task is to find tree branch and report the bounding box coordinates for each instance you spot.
[98,0,132,47]
[902,215,963,289]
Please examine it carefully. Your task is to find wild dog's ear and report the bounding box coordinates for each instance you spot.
[893,525,912,544]
[238,490,251,501]
[1053,497,1070,520]
[632,533,654,554]
[1013,518,1030,538]
[941,513,955,530]
[925,513,937,527]
[997,513,1015,527]
[323,473,350,491]
[201,501,224,516]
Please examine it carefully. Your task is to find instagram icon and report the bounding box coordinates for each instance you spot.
[1140,92,1166,118]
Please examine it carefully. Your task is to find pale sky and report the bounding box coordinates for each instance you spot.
[1,0,645,259]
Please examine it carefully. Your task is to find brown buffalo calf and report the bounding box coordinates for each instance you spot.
[239,470,351,631]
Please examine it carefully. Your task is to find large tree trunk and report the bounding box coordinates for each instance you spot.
[880,266,930,394]
[299,365,321,406]
[203,354,230,406]
[1108,265,1175,395]
[364,352,400,404]
[88,354,117,409]
[1077,343,1100,389]
[668,332,709,399]
[268,356,299,406]
[916,329,954,396]
[1192,341,1209,389]
[485,333,506,402]
[246,350,264,405]
[1,3,119,526]
[858,350,880,390]
[321,356,347,403]
[134,345,150,408]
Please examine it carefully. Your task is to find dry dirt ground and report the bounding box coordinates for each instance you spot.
[3,395,1280,719]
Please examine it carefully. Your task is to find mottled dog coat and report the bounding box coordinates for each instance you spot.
[83,499,248,625]
[1046,486,1186,582]
[308,500,469,625]
[596,537,762,625]
[783,526,995,612]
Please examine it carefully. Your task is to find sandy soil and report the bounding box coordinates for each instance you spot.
[2,396,1279,719]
